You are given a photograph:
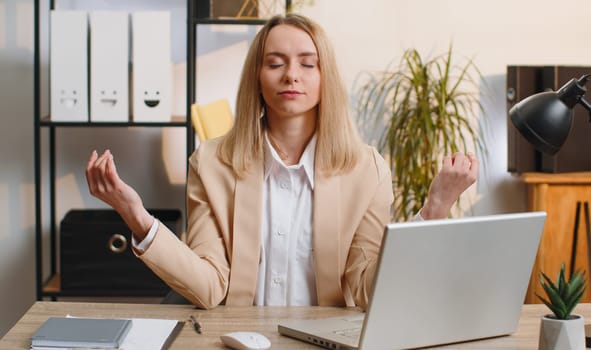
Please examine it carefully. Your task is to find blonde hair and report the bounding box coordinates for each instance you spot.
[218,14,363,177]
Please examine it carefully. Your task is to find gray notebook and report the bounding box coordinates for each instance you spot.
[31,317,132,348]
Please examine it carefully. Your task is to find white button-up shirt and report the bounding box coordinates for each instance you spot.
[133,133,319,306]
[254,132,317,306]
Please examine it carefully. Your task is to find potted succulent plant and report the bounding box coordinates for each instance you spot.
[537,263,586,350]
[354,45,487,221]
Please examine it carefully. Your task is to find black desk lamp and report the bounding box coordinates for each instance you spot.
[509,74,591,155]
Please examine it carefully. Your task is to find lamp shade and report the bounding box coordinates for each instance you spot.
[509,91,573,155]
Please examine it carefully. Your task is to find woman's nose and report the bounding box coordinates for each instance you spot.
[283,64,300,83]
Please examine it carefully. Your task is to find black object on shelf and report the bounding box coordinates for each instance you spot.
[506,65,591,173]
[34,0,290,301]
[33,0,195,301]
[60,209,181,294]
[194,0,210,19]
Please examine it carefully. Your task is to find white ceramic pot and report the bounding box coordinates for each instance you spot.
[539,314,585,350]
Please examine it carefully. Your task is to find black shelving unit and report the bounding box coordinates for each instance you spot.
[33,0,194,300]
[35,0,292,301]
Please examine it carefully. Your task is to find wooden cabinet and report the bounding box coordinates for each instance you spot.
[521,172,591,303]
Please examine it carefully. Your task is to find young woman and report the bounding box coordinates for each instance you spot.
[86,14,478,310]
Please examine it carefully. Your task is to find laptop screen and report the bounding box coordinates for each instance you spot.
[360,211,546,349]
[278,212,546,350]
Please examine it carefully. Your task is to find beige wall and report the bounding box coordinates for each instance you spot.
[0,0,36,337]
[3,0,591,336]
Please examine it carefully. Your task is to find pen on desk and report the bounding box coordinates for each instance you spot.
[189,315,202,334]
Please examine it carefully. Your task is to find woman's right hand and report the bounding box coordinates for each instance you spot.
[420,152,479,220]
[85,150,153,240]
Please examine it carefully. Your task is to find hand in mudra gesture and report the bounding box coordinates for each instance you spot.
[85,149,152,239]
[421,152,479,220]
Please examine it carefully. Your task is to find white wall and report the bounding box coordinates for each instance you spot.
[3,0,591,336]
[302,0,591,216]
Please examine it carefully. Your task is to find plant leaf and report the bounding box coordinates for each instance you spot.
[536,292,565,319]
[536,264,587,319]
[354,43,487,220]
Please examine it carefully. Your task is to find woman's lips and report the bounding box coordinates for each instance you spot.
[278,90,303,99]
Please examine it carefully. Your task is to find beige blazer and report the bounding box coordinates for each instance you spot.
[138,137,393,309]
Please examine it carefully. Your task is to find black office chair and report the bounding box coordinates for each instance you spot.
[160,289,191,305]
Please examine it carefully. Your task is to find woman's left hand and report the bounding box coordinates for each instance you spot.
[420,152,479,220]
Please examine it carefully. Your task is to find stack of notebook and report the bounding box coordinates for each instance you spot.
[31,317,132,349]
[30,316,183,350]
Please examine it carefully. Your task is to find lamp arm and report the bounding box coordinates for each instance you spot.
[558,74,591,109]
[580,74,591,83]
[580,97,591,112]
[578,98,591,122]
[576,75,591,121]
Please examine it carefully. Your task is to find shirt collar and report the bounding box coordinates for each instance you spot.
[264,131,316,189]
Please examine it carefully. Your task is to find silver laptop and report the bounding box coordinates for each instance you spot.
[278,211,546,349]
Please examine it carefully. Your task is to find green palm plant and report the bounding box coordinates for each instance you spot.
[355,45,487,221]
[537,263,586,320]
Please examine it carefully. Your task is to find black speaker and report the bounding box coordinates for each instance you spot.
[507,65,591,173]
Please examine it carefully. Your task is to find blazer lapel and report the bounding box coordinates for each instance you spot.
[313,171,344,306]
[226,159,264,305]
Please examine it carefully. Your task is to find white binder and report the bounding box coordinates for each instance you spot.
[50,11,89,122]
[90,11,129,122]
[131,11,172,122]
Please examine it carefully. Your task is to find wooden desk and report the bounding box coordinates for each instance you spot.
[520,172,591,304]
[2,301,590,349]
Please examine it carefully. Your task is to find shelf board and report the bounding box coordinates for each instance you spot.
[193,17,267,25]
[39,115,187,127]
[41,273,170,297]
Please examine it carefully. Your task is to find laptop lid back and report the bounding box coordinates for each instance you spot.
[359,211,546,349]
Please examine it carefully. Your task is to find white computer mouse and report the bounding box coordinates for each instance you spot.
[220,331,271,350]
